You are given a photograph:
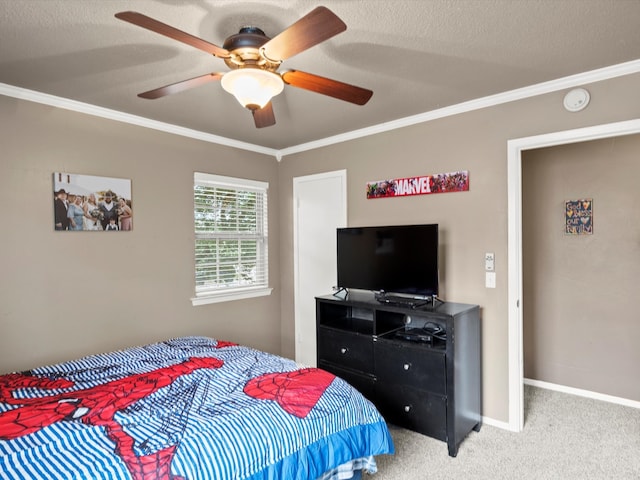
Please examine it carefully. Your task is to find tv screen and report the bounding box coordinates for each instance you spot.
[337,224,439,297]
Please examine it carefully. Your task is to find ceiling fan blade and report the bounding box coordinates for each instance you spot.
[261,6,346,61]
[282,70,373,105]
[252,102,276,128]
[138,73,223,99]
[115,11,230,58]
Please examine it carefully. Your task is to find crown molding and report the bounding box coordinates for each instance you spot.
[279,59,640,159]
[0,83,278,158]
[2,58,639,160]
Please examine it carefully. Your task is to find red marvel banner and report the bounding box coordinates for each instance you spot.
[366,170,469,199]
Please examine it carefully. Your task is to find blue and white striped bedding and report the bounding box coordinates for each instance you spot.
[0,336,393,479]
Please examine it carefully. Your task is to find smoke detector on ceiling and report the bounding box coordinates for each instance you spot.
[563,88,590,112]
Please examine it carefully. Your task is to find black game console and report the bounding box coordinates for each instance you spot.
[394,324,446,345]
[395,329,434,344]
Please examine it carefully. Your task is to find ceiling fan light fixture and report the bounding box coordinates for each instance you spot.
[221,68,284,110]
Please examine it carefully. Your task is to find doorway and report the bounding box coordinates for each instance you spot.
[293,170,347,366]
[507,118,640,432]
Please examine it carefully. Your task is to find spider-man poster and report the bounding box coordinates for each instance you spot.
[0,337,393,479]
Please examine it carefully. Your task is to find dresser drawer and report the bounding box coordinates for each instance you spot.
[374,340,446,395]
[319,361,376,401]
[318,328,373,373]
[376,385,447,441]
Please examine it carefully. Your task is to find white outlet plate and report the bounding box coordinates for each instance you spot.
[486,271,496,288]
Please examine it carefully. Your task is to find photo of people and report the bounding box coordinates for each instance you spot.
[53,172,133,232]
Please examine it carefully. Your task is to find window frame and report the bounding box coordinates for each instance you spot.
[191,172,272,306]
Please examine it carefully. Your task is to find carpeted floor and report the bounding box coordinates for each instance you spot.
[373,385,640,479]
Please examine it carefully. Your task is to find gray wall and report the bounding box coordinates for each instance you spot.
[0,96,281,374]
[278,72,640,423]
[1,71,639,425]
[522,134,640,401]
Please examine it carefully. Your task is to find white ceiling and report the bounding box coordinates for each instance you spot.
[1,0,639,150]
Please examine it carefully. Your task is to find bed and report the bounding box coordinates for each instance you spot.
[0,336,393,479]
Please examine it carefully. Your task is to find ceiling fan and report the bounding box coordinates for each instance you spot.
[115,6,373,128]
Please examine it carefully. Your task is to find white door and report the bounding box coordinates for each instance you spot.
[293,170,347,366]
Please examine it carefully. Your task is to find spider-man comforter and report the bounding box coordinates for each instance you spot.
[0,336,393,479]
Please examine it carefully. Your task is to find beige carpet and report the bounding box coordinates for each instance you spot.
[373,385,640,479]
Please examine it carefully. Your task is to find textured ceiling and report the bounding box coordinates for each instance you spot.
[1,0,639,150]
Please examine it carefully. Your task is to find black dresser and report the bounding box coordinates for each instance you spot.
[316,291,481,457]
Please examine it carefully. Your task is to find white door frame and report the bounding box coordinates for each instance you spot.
[507,118,640,432]
[293,170,347,365]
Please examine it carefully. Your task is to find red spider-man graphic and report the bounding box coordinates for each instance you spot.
[0,356,224,480]
[244,368,336,418]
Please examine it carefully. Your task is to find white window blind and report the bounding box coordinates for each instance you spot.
[193,173,269,304]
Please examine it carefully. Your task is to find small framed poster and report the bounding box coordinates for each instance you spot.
[565,199,592,235]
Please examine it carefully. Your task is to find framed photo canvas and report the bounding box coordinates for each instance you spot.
[53,172,133,232]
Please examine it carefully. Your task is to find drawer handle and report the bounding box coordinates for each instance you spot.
[404,405,412,413]
[340,347,349,355]
[403,363,411,371]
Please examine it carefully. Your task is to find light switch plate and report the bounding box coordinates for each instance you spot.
[485,252,495,271]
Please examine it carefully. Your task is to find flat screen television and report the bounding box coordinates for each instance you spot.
[336,224,439,298]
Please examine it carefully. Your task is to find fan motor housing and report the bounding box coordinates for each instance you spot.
[223,27,279,70]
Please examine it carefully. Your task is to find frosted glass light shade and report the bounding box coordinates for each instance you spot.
[221,69,284,110]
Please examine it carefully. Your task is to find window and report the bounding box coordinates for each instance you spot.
[192,173,271,305]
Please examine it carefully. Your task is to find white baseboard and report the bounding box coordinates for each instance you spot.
[524,378,640,409]
[482,379,640,432]
[481,415,511,430]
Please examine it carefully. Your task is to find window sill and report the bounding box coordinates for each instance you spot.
[191,287,273,306]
